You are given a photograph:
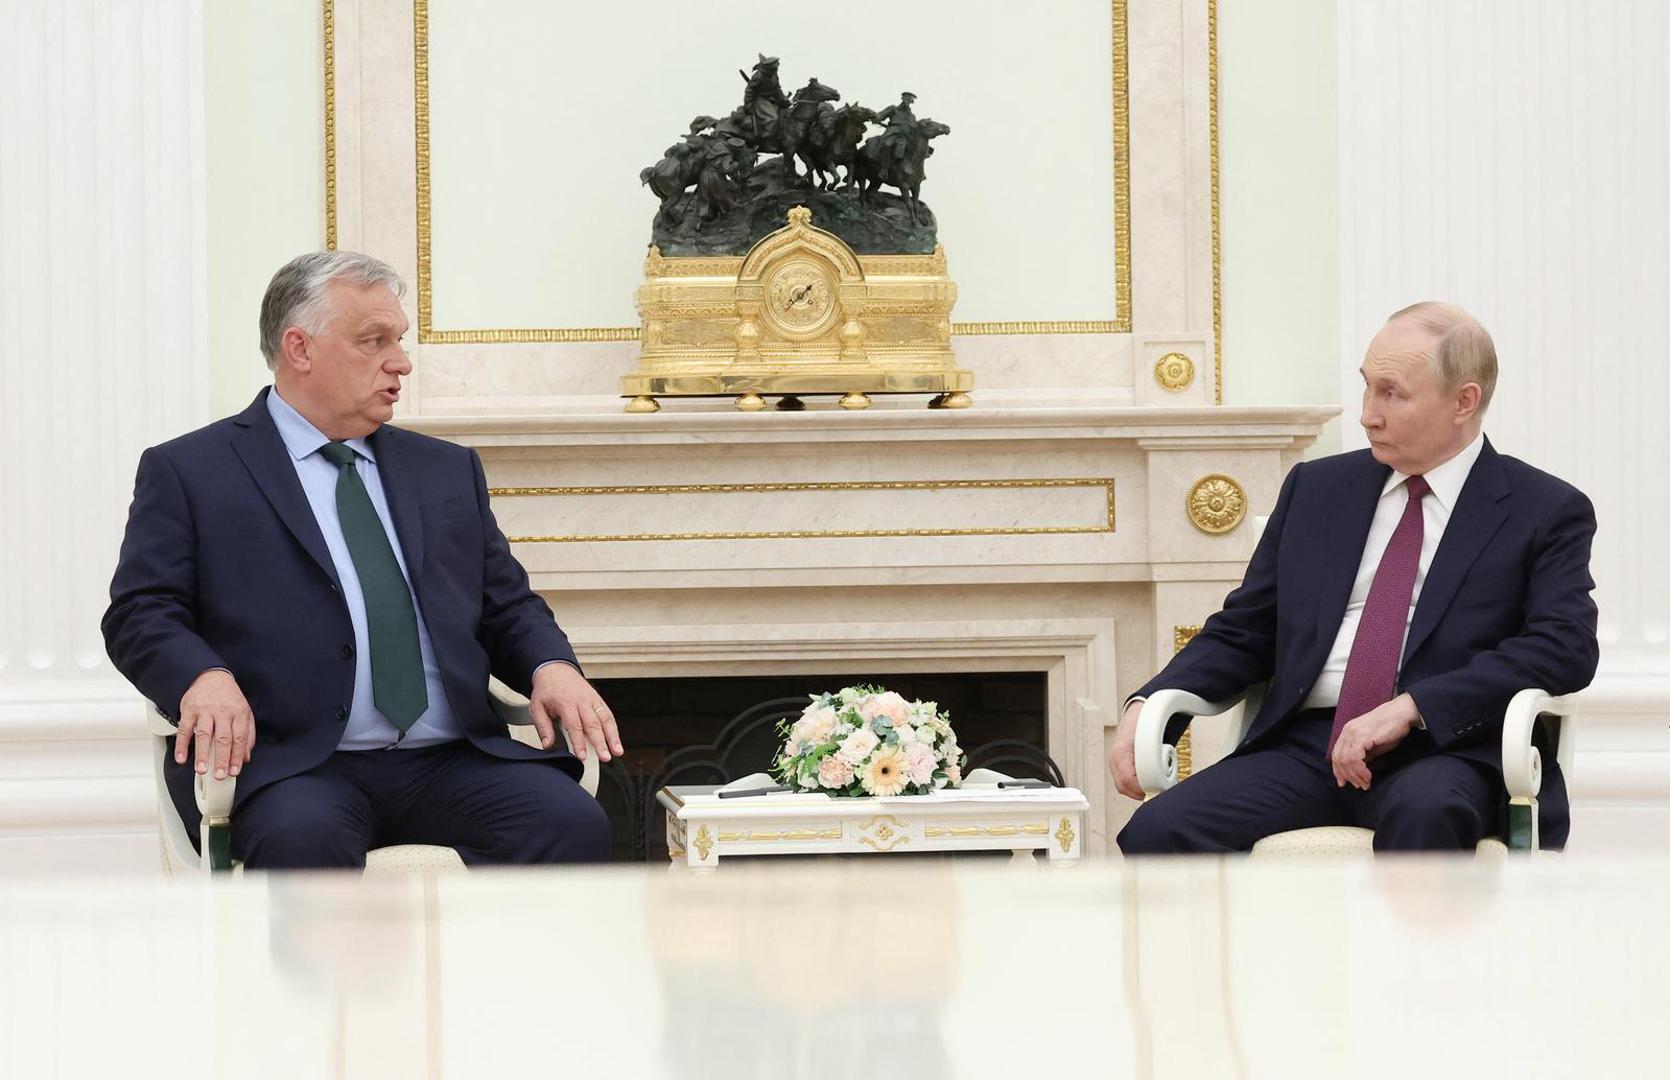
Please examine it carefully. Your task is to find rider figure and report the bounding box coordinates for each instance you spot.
[875,92,918,161]
[739,54,790,147]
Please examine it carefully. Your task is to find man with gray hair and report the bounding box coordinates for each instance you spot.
[103,251,616,868]
[1110,302,1598,852]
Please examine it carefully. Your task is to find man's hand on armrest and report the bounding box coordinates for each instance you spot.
[177,669,256,781]
[528,661,625,763]
[1107,698,1147,801]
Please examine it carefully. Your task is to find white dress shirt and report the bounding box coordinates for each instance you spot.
[267,388,464,749]
[1300,431,1486,711]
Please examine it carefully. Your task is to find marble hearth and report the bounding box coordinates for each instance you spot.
[407,403,1336,852]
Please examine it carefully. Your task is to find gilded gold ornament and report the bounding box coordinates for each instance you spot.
[1154,352,1196,392]
[1185,474,1247,534]
[622,208,972,411]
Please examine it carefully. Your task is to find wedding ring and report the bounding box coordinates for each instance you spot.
[591,704,607,716]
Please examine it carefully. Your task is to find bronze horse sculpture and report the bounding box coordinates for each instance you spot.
[854,118,951,224]
[801,103,878,191]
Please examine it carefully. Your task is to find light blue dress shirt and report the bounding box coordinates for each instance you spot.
[266,389,463,749]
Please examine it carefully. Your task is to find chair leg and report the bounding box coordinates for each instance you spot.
[205,820,234,872]
[1506,796,1539,852]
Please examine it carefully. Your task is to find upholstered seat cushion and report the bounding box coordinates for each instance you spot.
[1250,826,1509,856]
[363,844,468,875]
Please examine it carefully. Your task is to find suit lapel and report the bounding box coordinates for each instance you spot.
[1401,439,1511,664]
[229,389,341,590]
[1314,453,1390,654]
[369,425,425,581]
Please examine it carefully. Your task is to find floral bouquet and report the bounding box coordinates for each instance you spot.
[773,686,965,797]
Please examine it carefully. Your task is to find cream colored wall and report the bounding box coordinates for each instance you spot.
[1217,0,1341,454]
[204,1,325,417]
[202,3,1341,424]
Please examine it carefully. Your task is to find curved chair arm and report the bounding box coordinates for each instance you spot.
[1501,688,1580,801]
[489,678,601,798]
[1134,689,1243,795]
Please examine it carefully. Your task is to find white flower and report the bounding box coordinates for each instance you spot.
[792,706,838,747]
[896,724,920,746]
[944,763,962,786]
[836,727,879,765]
[911,724,935,746]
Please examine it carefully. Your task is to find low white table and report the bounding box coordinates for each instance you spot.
[657,784,1089,870]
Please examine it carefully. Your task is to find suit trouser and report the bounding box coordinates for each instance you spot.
[1117,708,1503,854]
[231,741,611,869]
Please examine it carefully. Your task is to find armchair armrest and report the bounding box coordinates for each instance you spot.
[1134,690,1244,795]
[1501,688,1580,801]
[1501,688,1579,852]
[489,678,601,798]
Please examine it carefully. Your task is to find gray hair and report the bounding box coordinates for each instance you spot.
[1387,301,1498,413]
[258,251,406,370]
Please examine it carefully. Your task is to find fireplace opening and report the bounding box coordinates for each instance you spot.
[588,671,1056,862]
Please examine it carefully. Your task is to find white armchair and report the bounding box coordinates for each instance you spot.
[150,678,601,875]
[1132,686,1579,853]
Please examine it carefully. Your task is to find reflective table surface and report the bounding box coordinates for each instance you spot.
[3,855,1666,1078]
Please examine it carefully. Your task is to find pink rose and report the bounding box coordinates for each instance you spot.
[858,692,911,728]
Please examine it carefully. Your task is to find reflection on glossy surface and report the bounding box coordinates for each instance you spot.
[3,857,1668,1078]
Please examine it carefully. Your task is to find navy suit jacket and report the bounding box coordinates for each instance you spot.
[1135,439,1599,845]
[103,389,582,833]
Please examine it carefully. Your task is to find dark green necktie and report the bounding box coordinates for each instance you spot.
[318,441,427,731]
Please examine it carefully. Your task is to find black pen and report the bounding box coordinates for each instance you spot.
[997,779,1053,789]
[717,784,792,799]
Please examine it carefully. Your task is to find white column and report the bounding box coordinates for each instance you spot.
[1338,0,1670,847]
[0,0,208,868]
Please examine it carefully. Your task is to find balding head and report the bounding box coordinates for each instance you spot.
[1386,301,1498,414]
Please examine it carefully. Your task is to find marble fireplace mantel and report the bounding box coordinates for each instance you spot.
[405,403,1338,854]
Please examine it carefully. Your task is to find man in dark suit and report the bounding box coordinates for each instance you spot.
[1110,302,1598,852]
[104,251,618,869]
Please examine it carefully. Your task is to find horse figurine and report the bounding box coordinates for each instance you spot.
[802,103,878,192]
[854,118,951,224]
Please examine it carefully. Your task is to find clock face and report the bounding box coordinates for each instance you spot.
[765,260,838,338]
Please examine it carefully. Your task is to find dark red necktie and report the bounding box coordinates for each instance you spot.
[1328,474,1431,756]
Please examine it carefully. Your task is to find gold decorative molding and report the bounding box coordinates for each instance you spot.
[413,0,435,336]
[1110,0,1132,333]
[1055,817,1077,853]
[397,0,1137,344]
[490,477,1116,544]
[1185,474,1246,534]
[1154,351,1196,392]
[423,327,641,345]
[693,824,713,861]
[1173,625,1202,652]
[924,823,1050,839]
[322,0,337,251]
[717,828,842,843]
[859,815,910,852]
[1208,0,1223,403]
[951,320,1125,336]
